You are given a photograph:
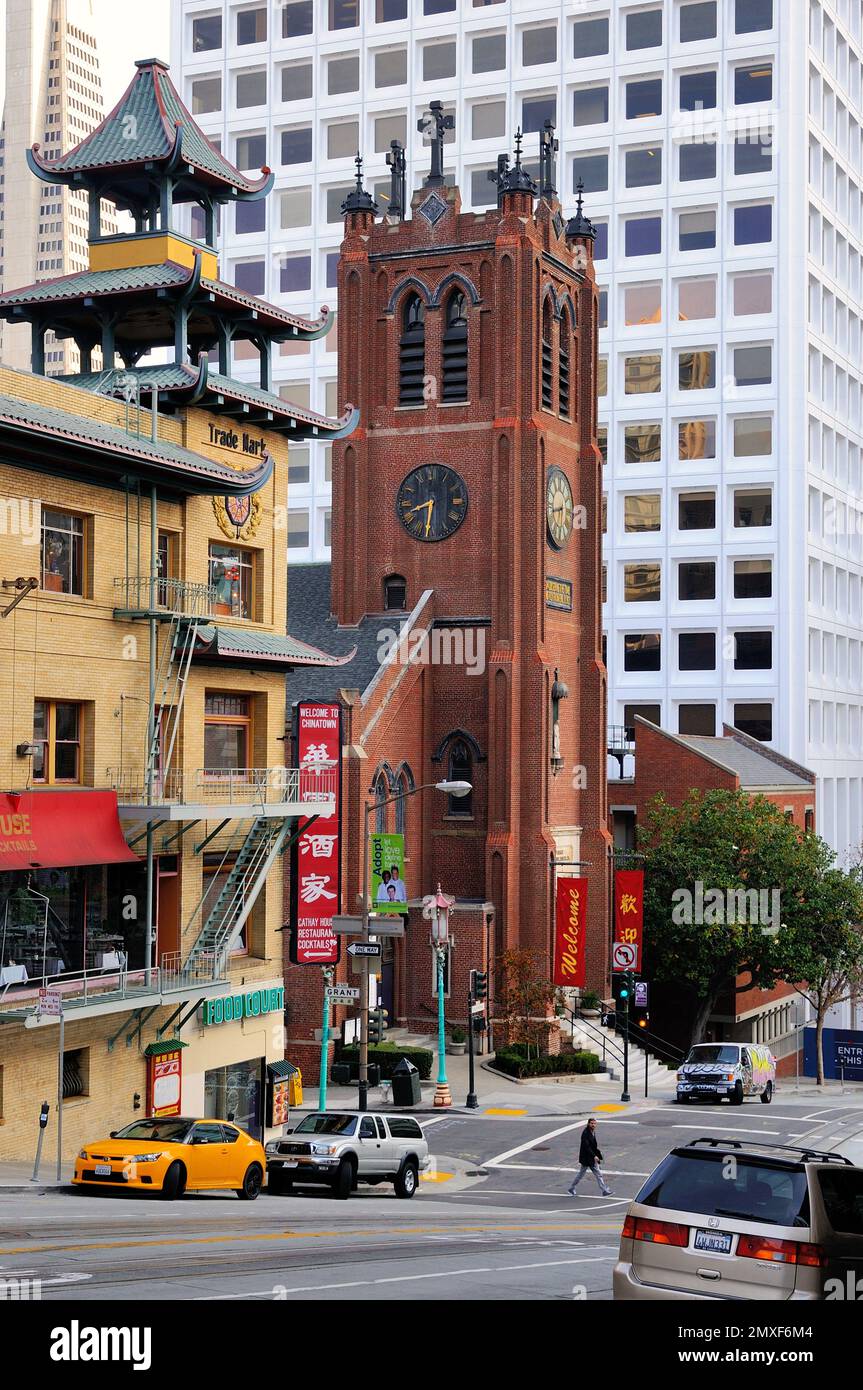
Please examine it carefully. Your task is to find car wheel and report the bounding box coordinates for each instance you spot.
[267,1172,293,1195]
[160,1161,185,1200]
[731,1082,744,1106]
[394,1161,418,1200]
[675,1095,688,1104]
[237,1164,263,1201]
[760,1081,773,1105]
[332,1159,354,1200]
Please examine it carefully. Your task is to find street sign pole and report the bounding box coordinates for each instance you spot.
[319,964,334,1112]
[56,1005,64,1180]
[359,806,372,1112]
[621,976,631,1104]
[466,980,478,1110]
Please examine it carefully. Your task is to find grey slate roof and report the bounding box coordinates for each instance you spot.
[192,623,355,669]
[286,564,397,706]
[680,736,812,789]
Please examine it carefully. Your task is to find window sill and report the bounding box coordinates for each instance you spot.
[438,400,470,408]
[443,815,474,823]
[393,404,428,412]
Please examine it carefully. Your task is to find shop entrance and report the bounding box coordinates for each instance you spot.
[204,1058,265,1140]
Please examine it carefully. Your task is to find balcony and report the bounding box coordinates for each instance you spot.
[0,952,229,1028]
[113,576,217,619]
[607,726,636,782]
[109,765,337,822]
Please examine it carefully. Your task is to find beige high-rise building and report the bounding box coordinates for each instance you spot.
[0,0,116,371]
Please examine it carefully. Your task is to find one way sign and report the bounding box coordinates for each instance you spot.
[347,942,381,958]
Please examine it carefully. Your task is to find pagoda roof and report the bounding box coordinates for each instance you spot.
[190,624,357,672]
[0,260,333,347]
[62,360,360,441]
[27,58,272,204]
[0,387,273,499]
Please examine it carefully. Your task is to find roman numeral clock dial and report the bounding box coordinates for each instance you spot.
[396,465,468,542]
[546,466,574,549]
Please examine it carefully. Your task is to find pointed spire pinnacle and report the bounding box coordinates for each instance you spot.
[566,177,596,242]
[496,128,537,201]
[341,151,378,217]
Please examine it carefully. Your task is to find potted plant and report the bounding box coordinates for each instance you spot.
[580,989,601,1018]
[447,1026,467,1055]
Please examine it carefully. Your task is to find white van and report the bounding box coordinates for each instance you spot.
[676,1042,776,1105]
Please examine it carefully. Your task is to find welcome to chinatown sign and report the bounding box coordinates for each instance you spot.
[289,701,342,965]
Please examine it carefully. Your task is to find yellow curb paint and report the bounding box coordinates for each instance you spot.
[420,1171,454,1183]
[485,1108,527,1115]
[593,1104,628,1112]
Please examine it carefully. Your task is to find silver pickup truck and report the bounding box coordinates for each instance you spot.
[265,1111,430,1199]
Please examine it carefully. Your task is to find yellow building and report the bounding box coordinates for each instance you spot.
[0,59,355,1162]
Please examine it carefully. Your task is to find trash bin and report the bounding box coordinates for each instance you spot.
[288,1067,303,1107]
[367,1064,381,1088]
[390,1056,422,1106]
[331,1062,351,1086]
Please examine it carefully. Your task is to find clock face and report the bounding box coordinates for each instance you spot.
[396,464,468,543]
[546,467,574,549]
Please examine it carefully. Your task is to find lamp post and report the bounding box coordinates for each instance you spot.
[357,778,471,1112]
[425,885,455,1108]
[318,964,334,1112]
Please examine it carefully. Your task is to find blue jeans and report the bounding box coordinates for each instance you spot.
[568,1163,611,1195]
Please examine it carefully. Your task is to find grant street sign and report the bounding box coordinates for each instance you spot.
[325,985,361,1002]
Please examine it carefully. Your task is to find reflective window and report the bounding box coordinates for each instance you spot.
[678,561,716,601]
[523,96,556,133]
[281,127,313,165]
[626,79,663,120]
[375,49,407,86]
[423,42,456,81]
[472,102,505,140]
[328,121,359,160]
[573,85,609,126]
[573,16,609,58]
[624,494,661,532]
[625,216,662,256]
[733,273,772,316]
[734,204,772,244]
[283,1,313,37]
[281,188,312,229]
[735,64,773,105]
[328,56,359,94]
[679,71,717,111]
[679,141,717,181]
[573,153,609,193]
[236,70,266,108]
[236,200,265,235]
[733,703,772,740]
[374,114,407,151]
[679,704,716,734]
[626,146,662,187]
[625,285,661,326]
[735,0,772,32]
[625,566,661,603]
[679,349,716,391]
[679,209,716,251]
[378,0,408,16]
[472,34,506,73]
[624,632,662,669]
[191,77,221,114]
[594,222,609,259]
[734,559,772,599]
[679,632,716,670]
[280,255,311,293]
[625,355,662,394]
[282,63,313,102]
[680,1,717,41]
[330,0,360,25]
[626,8,662,50]
[236,134,265,169]
[237,7,266,43]
[233,260,265,294]
[734,416,772,456]
[287,511,310,549]
[192,15,222,51]
[735,134,773,176]
[734,345,772,388]
[734,631,772,670]
[678,492,716,530]
[424,0,456,11]
[734,490,772,527]
[624,703,661,730]
[523,26,558,66]
[678,278,716,321]
[678,419,716,460]
[625,421,661,464]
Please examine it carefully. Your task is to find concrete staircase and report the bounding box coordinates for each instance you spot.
[566,1016,678,1092]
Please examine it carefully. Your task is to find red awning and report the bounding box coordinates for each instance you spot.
[0,791,139,872]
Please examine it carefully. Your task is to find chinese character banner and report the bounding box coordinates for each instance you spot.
[291,702,342,964]
[614,869,644,953]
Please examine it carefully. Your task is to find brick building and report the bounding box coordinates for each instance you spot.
[285,121,611,1078]
[609,716,817,1072]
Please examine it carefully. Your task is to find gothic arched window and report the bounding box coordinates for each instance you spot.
[394,765,414,837]
[541,298,554,411]
[384,574,407,611]
[442,290,468,402]
[399,293,426,406]
[559,307,571,418]
[374,770,389,833]
[447,738,473,817]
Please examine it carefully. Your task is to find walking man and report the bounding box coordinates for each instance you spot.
[568,1118,613,1197]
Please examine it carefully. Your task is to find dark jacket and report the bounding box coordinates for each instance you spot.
[579,1125,603,1167]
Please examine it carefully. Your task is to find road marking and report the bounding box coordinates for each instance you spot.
[485,1108,527,1116]
[420,1171,453,1183]
[486,1120,587,1167]
[418,1115,454,1128]
[671,1125,781,1135]
[488,1163,649,1177]
[593,1104,628,1113]
[198,1256,616,1299]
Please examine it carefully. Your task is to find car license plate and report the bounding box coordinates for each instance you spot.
[281,1159,298,1168]
[94,1164,112,1176]
[694,1228,733,1255]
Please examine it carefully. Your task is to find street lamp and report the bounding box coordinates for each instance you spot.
[425,885,455,1108]
[356,778,472,1112]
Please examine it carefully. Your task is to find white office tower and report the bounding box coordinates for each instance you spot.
[0,0,117,372]
[172,0,863,858]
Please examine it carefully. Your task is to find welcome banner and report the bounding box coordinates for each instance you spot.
[553,877,588,988]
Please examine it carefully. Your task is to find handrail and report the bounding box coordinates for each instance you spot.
[569,1009,626,1069]
[615,1020,684,1066]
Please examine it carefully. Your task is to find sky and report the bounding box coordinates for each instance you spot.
[92,0,173,106]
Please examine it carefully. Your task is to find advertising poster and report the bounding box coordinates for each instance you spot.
[290,702,342,964]
[369,832,408,913]
[146,1048,183,1118]
[552,877,588,988]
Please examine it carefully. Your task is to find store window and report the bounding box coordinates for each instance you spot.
[733,416,772,456]
[33,700,81,783]
[624,632,661,671]
[41,509,85,595]
[679,633,716,671]
[192,14,221,51]
[209,543,254,619]
[203,694,251,773]
[734,631,773,669]
[626,79,662,120]
[523,25,557,66]
[734,489,772,527]
[282,63,313,102]
[573,15,609,58]
[237,7,266,44]
[472,33,505,72]
[625,354,662,394]
[679,209,716,252]
[625,421,661,464]
[678,492,715,530]
[679,561,716,601]
[680,1,716,41]
[734,559,772,599]
[734,703,772,740]
[624,564,661,603]
[283,0,313,37]
[678,419,716,460]
[205,1060,262,1138]
[191,76,221,114]
[573,85,609,127]
[375,49,407,86]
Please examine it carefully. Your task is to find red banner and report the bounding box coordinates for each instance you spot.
[291,702,341,965]
[553,877,588,988]
[147,1048,183,1118]
[614,869,644,952]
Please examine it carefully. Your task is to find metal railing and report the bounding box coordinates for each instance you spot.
[113,576,218,618]
[607,725,636,753]
[108,765,337,807]
[0,954,228,1013]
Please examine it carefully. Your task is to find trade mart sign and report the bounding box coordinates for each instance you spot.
[202,987,285,1027]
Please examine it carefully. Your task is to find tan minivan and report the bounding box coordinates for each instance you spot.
[614,1138,863,1301]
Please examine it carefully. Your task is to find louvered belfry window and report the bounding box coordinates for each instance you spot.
[541,299,554,410]
[559,309,571,418]
[442,290,468,401]
[399,293,426,405]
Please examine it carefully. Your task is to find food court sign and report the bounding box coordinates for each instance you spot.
[202,986,285,1027]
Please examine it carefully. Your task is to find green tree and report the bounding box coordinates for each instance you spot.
[494,948,555,1060]
[638,789,862,1046]
[781,880,863,1085]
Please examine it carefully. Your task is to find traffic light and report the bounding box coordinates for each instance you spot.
[619,972,633,1002]
[368,1007,388,1045]
[471,969,488,1003]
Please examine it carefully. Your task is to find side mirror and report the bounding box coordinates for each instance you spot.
[109,1131,118,1139]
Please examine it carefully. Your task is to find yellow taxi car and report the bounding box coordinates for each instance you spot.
[73,1117,266,1200]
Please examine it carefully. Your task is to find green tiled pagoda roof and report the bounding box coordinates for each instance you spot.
[191,624,357,670]
[0,388,273,498]
[27,59,271,200]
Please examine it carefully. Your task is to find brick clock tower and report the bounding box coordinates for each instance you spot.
[328,114,612,1004]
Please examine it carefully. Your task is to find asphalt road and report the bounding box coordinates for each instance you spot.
[3,1094,863,1302]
